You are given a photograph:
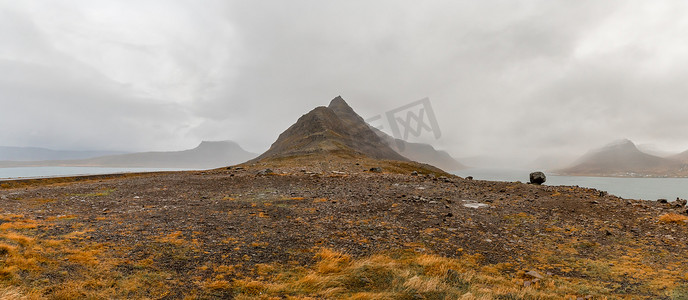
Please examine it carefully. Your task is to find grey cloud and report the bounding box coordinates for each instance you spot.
[1,1,688,163]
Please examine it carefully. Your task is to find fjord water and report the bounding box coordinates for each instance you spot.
[453,168,688,201]
[0,167,193,180]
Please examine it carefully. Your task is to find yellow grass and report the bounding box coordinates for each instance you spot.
[157,231,186,245]
[659,213,688,224]
[229,248,580,299]
[0,193,685,299]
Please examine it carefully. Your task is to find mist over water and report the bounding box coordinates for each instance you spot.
[453,168,688,201]
[0,167,195,180]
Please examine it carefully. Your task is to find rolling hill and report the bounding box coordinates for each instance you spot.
[0,146,125,161]
[0,141,256,169]
[558,139,687,177]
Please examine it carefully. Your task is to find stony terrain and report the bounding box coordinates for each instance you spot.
[0,161,687,299]
[1,98,687,299]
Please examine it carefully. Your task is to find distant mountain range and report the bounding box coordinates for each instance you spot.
[380,139,465,171]
[557,139,688,177]
[672,149,688,164]
[2,97,463,172]
[0,141,257,169]
[0,146,126,161]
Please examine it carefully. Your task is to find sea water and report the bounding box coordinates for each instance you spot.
[453,168,688,201]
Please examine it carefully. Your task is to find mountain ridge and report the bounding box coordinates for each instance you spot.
[0,146,126,161]
[558,139,688,177]
[0,140,256,169]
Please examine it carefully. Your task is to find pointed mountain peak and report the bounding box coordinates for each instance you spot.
[253,96,407,162]
[327,95,366,126]
[328,95,347,108]
[327,96,355,114]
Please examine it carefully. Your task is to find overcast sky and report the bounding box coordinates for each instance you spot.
[2,1,688,163]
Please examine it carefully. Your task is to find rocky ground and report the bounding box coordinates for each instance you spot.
[0,161,687,299]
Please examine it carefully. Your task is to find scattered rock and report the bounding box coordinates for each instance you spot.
[369,167,382,173]
[466,176,473,180]
[529,172,546,185]
[234,167,244,170]
[525,270,544,279]
[657,199,668,204]
[404,196,428,203]
[257,169,274,175]
[599,191,608,197]
[411,171,418,176]
[675,198,687,207]
[438,176,453,183]
[462,200,489,209]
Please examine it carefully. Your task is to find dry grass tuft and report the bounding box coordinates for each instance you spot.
[229,249,519,299]
[0,220,38,230]
[0,286,25,300]
[157,231,187,245]
[659,213,688,224]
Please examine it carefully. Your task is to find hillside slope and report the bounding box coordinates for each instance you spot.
[254,96,408,162]
[558,139,686,176]
[0,141,256,169]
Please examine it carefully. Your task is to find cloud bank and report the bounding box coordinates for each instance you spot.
[1,1,687,165]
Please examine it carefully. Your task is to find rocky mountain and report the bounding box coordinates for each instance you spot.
[670,149,688,164]
[250,96,452,176]
[558,139,686,177]
[0,146,125,161]
[0,141,256,169]
[254,96,408,162]
[324,96,464,170]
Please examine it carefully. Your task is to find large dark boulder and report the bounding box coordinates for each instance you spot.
[529,171,546,185]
